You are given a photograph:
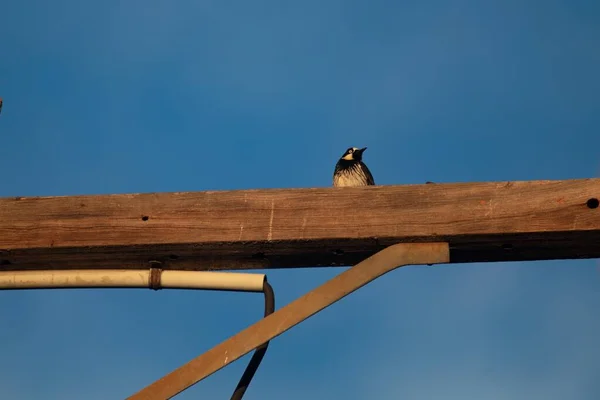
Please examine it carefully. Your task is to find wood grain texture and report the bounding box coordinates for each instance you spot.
[0,179,599,270]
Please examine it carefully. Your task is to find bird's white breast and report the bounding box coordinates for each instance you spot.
[333,168,370,187]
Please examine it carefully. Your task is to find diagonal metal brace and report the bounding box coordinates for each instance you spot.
[128,242,450,399]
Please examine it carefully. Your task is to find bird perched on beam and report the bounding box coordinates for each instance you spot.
[333,147,375,187]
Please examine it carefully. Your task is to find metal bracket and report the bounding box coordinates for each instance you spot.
[128,242,450,399]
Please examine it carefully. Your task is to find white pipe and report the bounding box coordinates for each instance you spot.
[161,271,265,291]
[0,270,266,292]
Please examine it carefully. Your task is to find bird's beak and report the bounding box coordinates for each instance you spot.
[357,147,367,154]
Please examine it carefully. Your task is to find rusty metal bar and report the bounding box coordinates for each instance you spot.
[128,242,450,399]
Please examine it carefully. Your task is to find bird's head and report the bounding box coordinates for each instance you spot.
[340,147,367,162]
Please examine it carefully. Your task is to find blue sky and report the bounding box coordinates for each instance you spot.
[1,0,600,398]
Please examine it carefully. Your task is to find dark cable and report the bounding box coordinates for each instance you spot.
[230,279,275,400]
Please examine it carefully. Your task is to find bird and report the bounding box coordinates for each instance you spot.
[0,98,3,115]
[333,146,375,187]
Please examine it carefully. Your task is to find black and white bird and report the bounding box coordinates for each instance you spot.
[333,147,375,187]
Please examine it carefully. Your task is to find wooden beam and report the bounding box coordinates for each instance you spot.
[0,179,599,271]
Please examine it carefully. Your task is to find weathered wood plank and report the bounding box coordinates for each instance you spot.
[0,179,599,270]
